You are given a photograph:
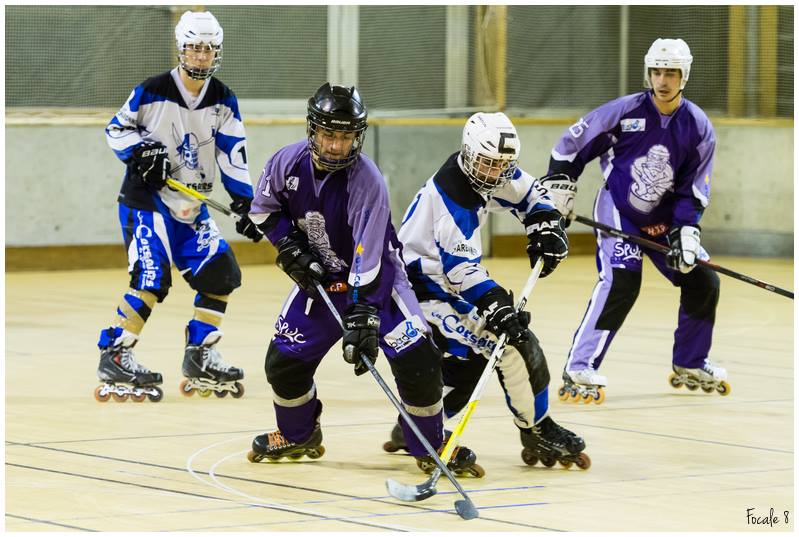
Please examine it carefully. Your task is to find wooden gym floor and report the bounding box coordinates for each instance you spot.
[5,255,794,531]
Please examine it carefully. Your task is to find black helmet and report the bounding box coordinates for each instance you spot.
[306,83,368,171]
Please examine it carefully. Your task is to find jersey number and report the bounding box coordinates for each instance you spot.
[568,117,590,138]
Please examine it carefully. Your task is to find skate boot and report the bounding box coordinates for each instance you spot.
[95,345,164,403]
[382,421,452,453]
[247,424,325,463]
[180,335,244,399]
[520,416,591,470]
[415,444,485,478]
[558,368,607,404]
[669,359,730,396]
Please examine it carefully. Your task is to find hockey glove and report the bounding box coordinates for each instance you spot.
[524,208,569,277]
[342,303,380,376]
[230,196,262,243]
[475,286,529,346]
[132,142,171,190]
[275,229,327,293]
[539,173,578,226]
[667,225,701,273]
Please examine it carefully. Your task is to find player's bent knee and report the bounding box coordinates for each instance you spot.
[389,337,443,407]
[265,343,314,400]
[187,250,242,296]
[680,266,720,318]
[512,331,550,393]
[129,261,171,302]
[596,268,641,331]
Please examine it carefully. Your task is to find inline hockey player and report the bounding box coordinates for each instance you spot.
[385,112,590,470]
[540,38,728,403]
[95,11,260,402]
[245,83,482,477]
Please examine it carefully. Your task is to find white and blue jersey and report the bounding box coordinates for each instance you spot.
[106,68,253,224]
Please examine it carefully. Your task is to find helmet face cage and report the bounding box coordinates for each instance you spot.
[306,83,368,172]
[178,43,223,80]
[643,38,692,90]
[461,146,518,196]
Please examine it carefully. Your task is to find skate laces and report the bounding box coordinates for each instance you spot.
[118,347,151,374]
[267,430,292,449]
[702,359,727,380]
[202,345,235,373]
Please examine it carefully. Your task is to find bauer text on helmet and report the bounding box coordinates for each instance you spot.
[644,38,692,90]
[460,112,520,196]
[307,83,368,172]
[175,11,223,80]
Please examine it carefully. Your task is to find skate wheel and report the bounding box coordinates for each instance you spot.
[717,381,731,396]
[575,452,591,470]
[581,392,593,404]
[179,379,194,397]
[541,455,557,467]
[467,463,486,478]
[247,450,264,463]
[94,385,110,402]
[231,382,245,399]
[668,372,683,389]
[594,388,606,405]
[147,387,164,402]
[521,448,538,466]
[383,441,400,453]
[111,391,129,402]
[701,385,714,393]
[131,392,147,403]
[569,388,580,402]
[686,383,698,391]
[559,460,573,469]
[558,386,569,402]
[198,388,212,397]
[307,446,325,459]
[214,389,227,398]
[287,453,303,460]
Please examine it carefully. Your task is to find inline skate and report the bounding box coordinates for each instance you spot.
[669,359,730,395]
[520,416,590,470]
[558,368,607,404]
[180,334,244,398]
[247,424,325,462]
[95,344,163,402]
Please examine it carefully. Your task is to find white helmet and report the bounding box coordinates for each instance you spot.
[643,38,692,90]
[460,112,520,196]
[175,11,223,80]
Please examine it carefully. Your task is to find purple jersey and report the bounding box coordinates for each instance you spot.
[249,141,408,308]
[549,91,715,228]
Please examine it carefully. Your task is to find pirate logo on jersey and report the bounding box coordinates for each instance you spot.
[171,125,215,187]
[628,144,674,213]
[298,211,348,273]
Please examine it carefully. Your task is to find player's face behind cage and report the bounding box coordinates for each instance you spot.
[179,43,222,80]
[462,151,517,195]
[306,83,368,172]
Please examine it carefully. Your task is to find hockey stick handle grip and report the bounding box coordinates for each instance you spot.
[570,213,793,300]
[165,178,241,222]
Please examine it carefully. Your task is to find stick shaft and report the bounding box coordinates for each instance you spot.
[165,178,241,221]
[572,214,793,300]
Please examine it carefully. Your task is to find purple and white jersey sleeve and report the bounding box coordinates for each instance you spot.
[672,104,715,226]
[248,143,303,244]
[345,157,392,293]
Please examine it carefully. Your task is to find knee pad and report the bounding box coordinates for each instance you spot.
[679,265,720,320]
[186,250,242,296]
[596,268,641,331]
[511,331,550,394]
[388,337,443,407]
[129,261,171,302]
[265,343,315,400]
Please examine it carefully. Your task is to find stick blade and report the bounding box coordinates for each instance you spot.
[385,477,437,502]
[455,499,479,520]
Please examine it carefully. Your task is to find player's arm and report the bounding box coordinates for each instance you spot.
[214,91,260,241]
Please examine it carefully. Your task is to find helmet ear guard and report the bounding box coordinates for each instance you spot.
[175,11,224,80]
[306,83,368,171]
[459,112,520,196]
[643,38,692,90]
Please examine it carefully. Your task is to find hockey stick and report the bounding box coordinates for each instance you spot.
[570,213,793,300]
[165,178,241,222]
[386,258,545,504]
[314,283,478,520]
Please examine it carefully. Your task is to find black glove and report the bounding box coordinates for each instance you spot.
[475,287,529,346]
[230,196,262,243]
[131,142,170,190]
[342,303,380,376]
[275,229,327,293]
[666,225,701,273]
[524,208,569,277]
